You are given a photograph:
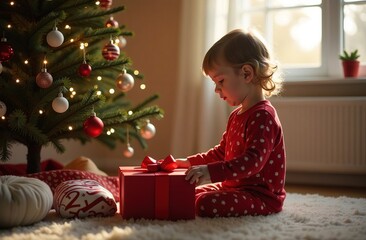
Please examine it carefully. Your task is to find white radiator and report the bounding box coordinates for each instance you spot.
[271,97,366,174]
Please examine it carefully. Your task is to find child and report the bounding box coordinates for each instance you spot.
[176,29,286,218]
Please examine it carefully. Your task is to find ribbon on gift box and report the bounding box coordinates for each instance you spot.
[141,155,178,172]
[140,155,178,219]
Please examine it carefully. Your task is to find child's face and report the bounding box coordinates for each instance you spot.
[208,65,249,107]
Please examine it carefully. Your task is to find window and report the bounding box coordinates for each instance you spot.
[209,0,366,80]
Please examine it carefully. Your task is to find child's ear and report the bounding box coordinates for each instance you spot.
[241,64,254,83]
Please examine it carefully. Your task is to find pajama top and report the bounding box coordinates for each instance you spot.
[187,100,286,212]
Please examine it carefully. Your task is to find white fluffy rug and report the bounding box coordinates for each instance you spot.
[1,193,365,240]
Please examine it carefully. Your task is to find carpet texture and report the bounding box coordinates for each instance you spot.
[1,193,365,240]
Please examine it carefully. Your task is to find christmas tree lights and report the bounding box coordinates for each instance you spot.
[0,0,163,173]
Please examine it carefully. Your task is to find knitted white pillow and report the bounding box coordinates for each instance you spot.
[0,175,53,228]
[54,179,117,218]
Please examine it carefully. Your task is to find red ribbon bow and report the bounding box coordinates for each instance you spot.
[141,155,178,172]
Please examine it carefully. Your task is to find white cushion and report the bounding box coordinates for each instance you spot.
[0,175,53,228]
[54,179,117,218]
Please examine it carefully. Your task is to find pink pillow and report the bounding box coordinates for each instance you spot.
[54,179,117,218]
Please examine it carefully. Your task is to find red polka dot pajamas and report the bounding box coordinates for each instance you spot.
[187,100,286,217]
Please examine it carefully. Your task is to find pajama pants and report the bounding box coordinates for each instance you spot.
[195,183,277,218]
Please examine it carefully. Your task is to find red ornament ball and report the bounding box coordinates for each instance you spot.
[0,38,14,62]
[102,41,120,61]
[36,69,53,88]
[105,17,119,28]
[78,63,92,77]
[83,114,104,138]
[99,0,112,9]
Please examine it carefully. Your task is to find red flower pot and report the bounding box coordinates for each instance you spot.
[342,60,360,77]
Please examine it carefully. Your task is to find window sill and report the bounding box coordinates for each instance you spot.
[285,76,366,85]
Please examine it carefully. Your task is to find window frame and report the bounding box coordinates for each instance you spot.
[221,0,365,81]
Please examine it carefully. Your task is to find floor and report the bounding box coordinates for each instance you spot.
[285,183,366,198]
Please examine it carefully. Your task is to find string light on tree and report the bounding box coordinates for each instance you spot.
[78,43,92,77]
[115,68,134,92]
[52,91,69,113]
[83,111,104,138]
[123,127,134,158]
[102,39,120,61]
[36,58,53,88]
[0,101,6,117]
[0,34,14,62]
[46,24,64,48]
[140,120,156,139]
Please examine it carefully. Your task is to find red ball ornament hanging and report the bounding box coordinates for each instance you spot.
[0,37,14,62]
[102,40,120,61]
[78,62,92,77]
[99,0,112,9]
[83,113,104,138]
[36,68,53,88]
[105,16,119,28]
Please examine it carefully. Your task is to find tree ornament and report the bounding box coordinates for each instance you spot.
[46,26,64,48]
[0,37,14,62]
[52,92,69,113]
[102,40,120,61]
[0,62,3,74]
[115,69,134,92]
[116,36,127,49]
[36,68,53,88]
[78,62,92,77]
[83,112,104,138]
[105,16,119,28]
[123,143,134,158]
[140,120,156,139]
[0,100,6,117]
[99,0,112,9]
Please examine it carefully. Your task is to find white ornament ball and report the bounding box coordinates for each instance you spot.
[36,68,53,88]
[0,62,3,74]
[0,101,6,117]
[52,93,69,113]
[117,36,127,49]
[140,122,156,139]
[115,70,134,92]
[46,27,64,48]
[123,144,134,158]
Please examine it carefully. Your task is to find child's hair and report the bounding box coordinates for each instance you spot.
[202,29,283,97]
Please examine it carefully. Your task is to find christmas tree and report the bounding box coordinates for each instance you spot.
[0,0,163,173]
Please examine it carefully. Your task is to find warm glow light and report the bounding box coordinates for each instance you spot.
[110,128,115,133]
[65,25,71,29]
[134,70,139,75]
[7,24,11,28]
[43,60,48,65]
[68,126,73,131]
[39,110,44,114]
[107,131,111,135]
[15,79,20,83]
[70,39,75,42]
[72,91,76,95]
[80,43,85,50]
[140,84,146,90]
[109,88,115,94]
[128,111,133,115]
[70,87,74,91]
[24,60,28,64]
[10,2,14,6]
[1,116,5,120]
[94,85,98,89]
[96,91,102,95]
[97,76,102,81]
[95,1,100,6]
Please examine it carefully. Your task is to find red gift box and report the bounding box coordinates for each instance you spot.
[119,166,195,220]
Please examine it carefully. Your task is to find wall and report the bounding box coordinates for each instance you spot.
[7,0,183,173]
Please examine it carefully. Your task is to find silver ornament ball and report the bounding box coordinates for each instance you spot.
[123,144,134,158]
[140,122,156,139]
[115,70,134,92]
[52,93,69,113]
[46,27,64,47]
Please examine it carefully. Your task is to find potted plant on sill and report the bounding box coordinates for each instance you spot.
[339,49,360,78]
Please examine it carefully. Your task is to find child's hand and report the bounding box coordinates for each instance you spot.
[175,158,191,168]
[185,165,211,185]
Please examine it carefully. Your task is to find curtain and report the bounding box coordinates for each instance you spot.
[171,0,229,158]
